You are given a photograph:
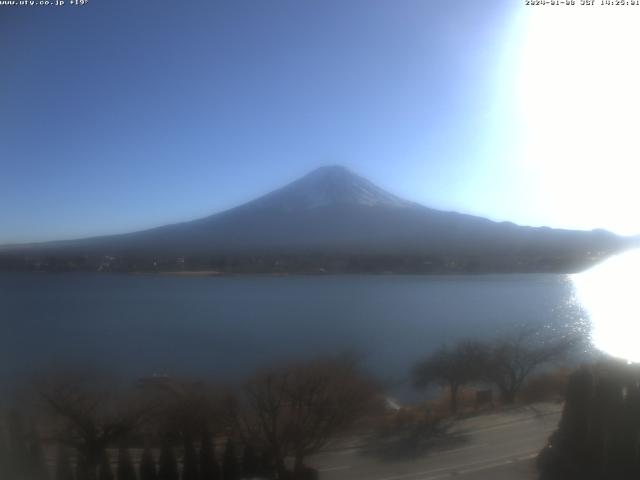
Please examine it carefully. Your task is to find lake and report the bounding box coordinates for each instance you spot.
[0,272,585,397]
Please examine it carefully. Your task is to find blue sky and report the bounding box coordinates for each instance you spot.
[1,0,638,244]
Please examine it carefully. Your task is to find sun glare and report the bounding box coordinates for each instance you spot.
[517,7,640,235]
[572,248,640,363]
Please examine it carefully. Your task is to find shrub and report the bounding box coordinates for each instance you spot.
[519,368,570,404]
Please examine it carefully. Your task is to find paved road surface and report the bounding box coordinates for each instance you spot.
[309,403,562,480]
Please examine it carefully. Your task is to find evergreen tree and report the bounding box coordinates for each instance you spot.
[26,422,49,480]
[199,434,219,480]
[221,440,238,480]
[241,445,258,479]
[182,438,198,480]
[76,454,90,480]
[256,451,274,479]
[116,447,136,480]
[98,452,114,480]
[157,442,179,480]
[8,411,29,478]
[139,447,157,480]
[54,446,74,480]
[0,427,10,479]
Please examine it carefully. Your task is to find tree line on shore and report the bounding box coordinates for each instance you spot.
[0,353,378,480]
[0,325,580,480]
[2,420,271,480]
[412,325,579,414]
[0,250,602,275]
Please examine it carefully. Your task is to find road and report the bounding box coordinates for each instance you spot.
[309,403,562,480]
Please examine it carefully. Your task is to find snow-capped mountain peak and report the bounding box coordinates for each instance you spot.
[246,165,413,211]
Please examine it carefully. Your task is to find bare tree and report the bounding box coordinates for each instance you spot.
[137,376,227,442]
[0,424,8,479]
[233,369,288,477]
[413,341,488,414]
[234,354,378,479]
[39,372,152,480]
[484,325,575,404]
[285,355,377,475]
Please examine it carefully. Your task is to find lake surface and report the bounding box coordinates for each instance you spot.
[0,273,585,397]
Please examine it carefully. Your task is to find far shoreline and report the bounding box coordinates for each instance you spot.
[0,268,585,277]
[128,269,571,277]
[131,270,227,277]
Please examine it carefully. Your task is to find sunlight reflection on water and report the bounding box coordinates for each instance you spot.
[571,248,640,363]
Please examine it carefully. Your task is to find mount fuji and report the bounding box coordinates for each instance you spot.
[1,166,633,273]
